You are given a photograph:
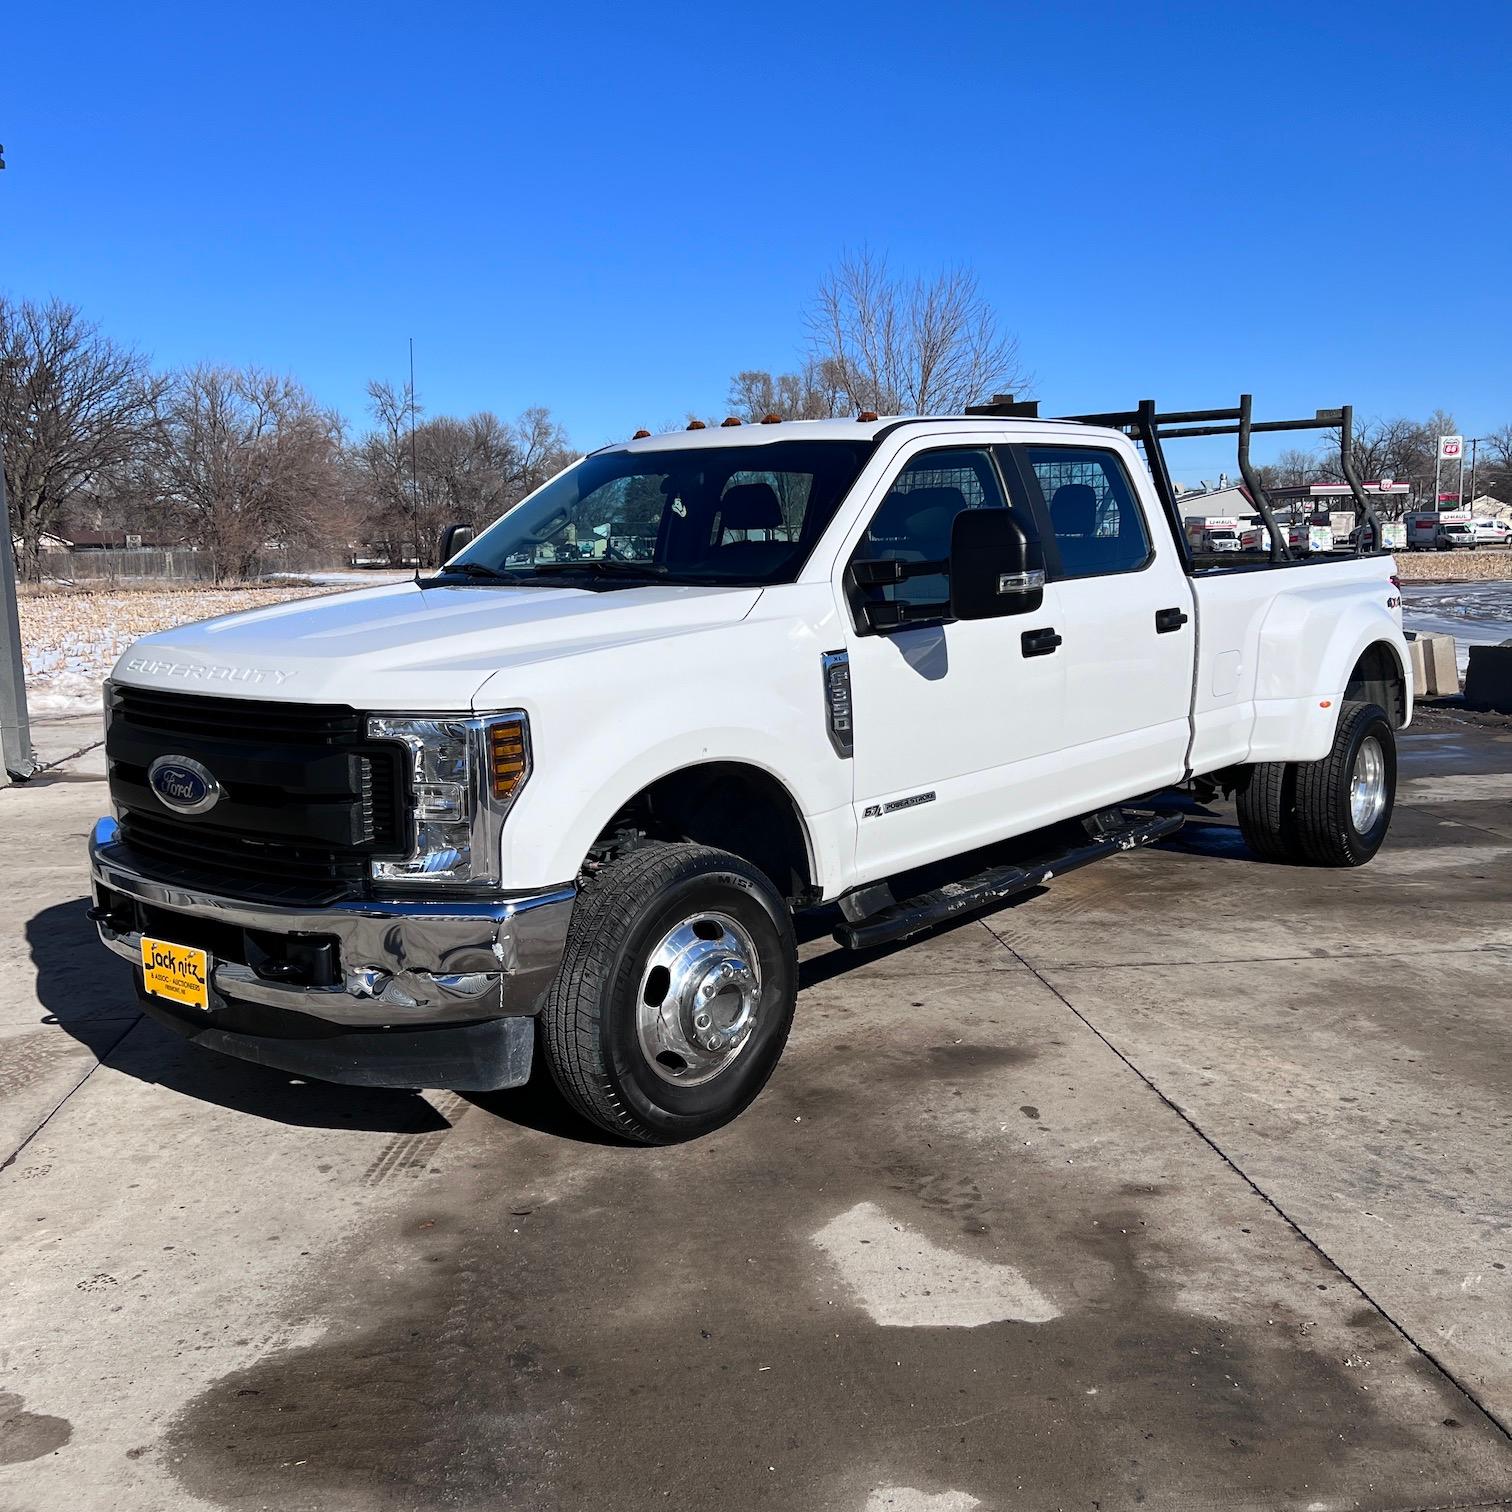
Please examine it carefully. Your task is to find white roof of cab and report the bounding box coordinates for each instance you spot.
[597,415,1104,453]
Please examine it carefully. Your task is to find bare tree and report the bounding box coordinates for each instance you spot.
[1316,411,1458,512]
[0,296,164,579]
[351,386,574,564]
[1478,424,1512,504]
[726,362,846,423]
[154,366,345,581]
[806,250,1029,415]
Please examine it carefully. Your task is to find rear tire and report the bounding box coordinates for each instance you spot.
[1235,702,1396,867]
[539,842,797,1144]
[1292,701,1396,866]
[1235,761,1302,862]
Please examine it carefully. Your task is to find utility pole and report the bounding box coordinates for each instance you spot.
[0,459,37,783]
[1466,436,1483,508]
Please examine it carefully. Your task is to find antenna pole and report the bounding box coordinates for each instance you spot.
[407,338,423,578]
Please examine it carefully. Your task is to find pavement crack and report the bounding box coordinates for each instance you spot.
[1018,942,1510,972]
[986,924,1512,1449]
[37,738,105,774]
[0,1015,142,1175]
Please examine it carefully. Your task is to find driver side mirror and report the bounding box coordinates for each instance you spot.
[437,523,474,565]
[950,510,1044,619]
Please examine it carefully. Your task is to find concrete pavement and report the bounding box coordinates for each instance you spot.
[1,722,1509,1510]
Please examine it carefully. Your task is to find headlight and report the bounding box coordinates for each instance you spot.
[367,712,531,887]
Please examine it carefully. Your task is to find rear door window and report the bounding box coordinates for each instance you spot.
[1020,446,1153,580]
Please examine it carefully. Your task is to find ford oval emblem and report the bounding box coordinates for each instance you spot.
[147,755,222,816]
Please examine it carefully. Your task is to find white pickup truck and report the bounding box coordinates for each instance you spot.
[90,399,1411,1142]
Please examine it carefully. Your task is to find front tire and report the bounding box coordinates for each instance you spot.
[539,843,797,1144]
[1292,702,1396,866]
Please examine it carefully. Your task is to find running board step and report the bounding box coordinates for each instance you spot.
[832,812,1183,951]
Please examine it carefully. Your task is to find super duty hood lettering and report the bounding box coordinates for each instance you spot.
[123,657,297,687]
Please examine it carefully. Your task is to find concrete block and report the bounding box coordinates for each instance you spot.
[1464,643,1512,713]
[1419,633,1460,695]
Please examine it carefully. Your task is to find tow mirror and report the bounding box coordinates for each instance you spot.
[950,510,1044,618]
[437,523,474,564]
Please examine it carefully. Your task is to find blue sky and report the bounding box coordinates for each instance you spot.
[4,0,1509,478]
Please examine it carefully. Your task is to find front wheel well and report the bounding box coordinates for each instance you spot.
[585,762,815,904]
[1345,642,1408,727]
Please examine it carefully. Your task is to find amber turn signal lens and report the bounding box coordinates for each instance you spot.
[489,719,529,801]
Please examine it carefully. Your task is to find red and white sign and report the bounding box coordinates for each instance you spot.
[1438,434,1464,461]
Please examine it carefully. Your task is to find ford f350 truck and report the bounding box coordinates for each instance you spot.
[90,396,1411,1142]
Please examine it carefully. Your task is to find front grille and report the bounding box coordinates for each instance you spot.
[108,687,412,904]
[113,686,371,744]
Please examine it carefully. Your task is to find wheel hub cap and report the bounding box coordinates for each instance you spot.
[1350,735,1387,832]
[637,912,762,1086]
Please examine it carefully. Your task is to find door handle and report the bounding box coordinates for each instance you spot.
[1021,626,1062,657]
[1155,607,1189,633]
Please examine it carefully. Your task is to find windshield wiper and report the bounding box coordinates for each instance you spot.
[435,561,523,584]
[523,560,671,581]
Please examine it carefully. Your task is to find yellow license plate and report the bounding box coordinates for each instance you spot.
[141,937,210,1010]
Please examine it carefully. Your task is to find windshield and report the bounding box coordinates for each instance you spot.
[446,439,873,588]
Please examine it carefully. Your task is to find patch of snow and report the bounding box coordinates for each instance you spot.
[262,569,412,586]
[1401,582,1512,673]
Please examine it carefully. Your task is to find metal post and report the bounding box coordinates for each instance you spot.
[0,460,37,783]
[1236,394,1291,563]
[1434,441,1442,512]
[1458,447,1466,508]
[1339,406,1380,554]
[1468,437,1480,507]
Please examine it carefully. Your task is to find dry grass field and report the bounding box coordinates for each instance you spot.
[17,582,339,713]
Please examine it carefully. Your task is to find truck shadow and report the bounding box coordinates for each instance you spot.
[25,898,450,1135]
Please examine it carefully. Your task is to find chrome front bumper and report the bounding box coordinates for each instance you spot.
[88,816,575,1028]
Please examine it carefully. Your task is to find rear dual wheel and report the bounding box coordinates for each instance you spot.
[539,842,797,1144]
[1236,701,1396,867]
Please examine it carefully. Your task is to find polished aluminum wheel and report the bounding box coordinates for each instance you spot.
[1350,735,1388,832]
[636,911,762,1086]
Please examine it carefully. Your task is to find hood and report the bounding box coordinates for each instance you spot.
[111,580,763,709]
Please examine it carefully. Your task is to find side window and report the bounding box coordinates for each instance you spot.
[1024,447,1152,579]
[852,448,1008,609]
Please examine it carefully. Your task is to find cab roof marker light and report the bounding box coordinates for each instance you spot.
[686,420,706,430]
[857,410,879,422]
[761,413,782,424]
[632,428,652,439]
[721,416,742,427]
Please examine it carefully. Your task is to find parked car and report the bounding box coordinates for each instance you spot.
[91,404,1411,1142]
[1469,516,1511,546]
